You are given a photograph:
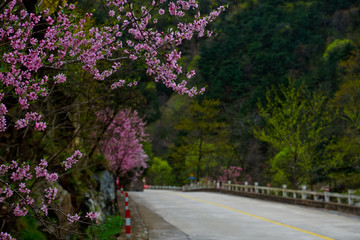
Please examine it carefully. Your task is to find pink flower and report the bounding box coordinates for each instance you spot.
[44,187,57,204]
[45,172,58,182]
[46,16,54,25]
[13,203,28,216]
[62,150,83,170]
[35,122,47,131]
[26,195,34,205]
[111,80,125,89]
[0,164,9,174]
[28,92,38,101]
[54,73,67,84]
[67,213,80,223]
[40,203,48,216]
[3,187,13,198]
[19,98,29,110]
[109,10,115,17]
[86,212,98,221]
[0,104,7,115]
[0,231,15,240]
[0,116,6,132]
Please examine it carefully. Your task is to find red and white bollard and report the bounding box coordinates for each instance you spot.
[116,177,120,191]
[121,185,124,197]
[125,192,129,210]
[125,192,131,239]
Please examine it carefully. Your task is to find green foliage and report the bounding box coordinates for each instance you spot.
[325,135,360,190]
[270,147,291,185]
[147,94,191,156]
[171,99,231,181]
[16,216,47,240]
[38,0,65,14]
[323,39,354,61]
[183,140,219,173]
[146,157,174,185]
[86,215,123,240]
[252,80,333,187]
[199,0,325,107]
[333,79,360,110]
[325,43,360,190]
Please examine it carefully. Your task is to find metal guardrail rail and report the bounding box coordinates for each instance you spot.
[147,185,183,190]
[184,183,360,206]
[148,183,360,207]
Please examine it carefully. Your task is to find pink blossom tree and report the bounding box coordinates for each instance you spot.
[218,166,243,183]
[0,0,225,238]
[99,109,148,179]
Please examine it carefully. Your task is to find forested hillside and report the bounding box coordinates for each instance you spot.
[146,0,360,192]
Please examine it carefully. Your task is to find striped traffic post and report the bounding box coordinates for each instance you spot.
[125,192,129,210]
[121,185,124,197]
[125,192,131,239]
[116,177,120,191]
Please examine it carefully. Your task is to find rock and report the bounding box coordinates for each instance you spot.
[52,182,73,239]
[125,181,144,191]
[93,170,116,215]
[84,191,105,223]
[84,170,117,222]
[54,182,73,219]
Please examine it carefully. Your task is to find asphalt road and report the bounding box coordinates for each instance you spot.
[131,190,360,240]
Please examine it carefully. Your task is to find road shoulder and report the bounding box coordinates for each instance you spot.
[133,194,191,240]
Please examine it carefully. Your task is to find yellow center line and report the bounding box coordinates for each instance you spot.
[173,192,335,240]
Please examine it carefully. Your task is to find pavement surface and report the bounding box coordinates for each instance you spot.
[131,190,360,240]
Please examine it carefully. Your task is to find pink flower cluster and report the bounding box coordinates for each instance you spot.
[15,112,46,131]
[0,153,92,222]
[0,232,15,240]
[35,159,58,181]
[99,109,148,179]
[218,166,243,183]
[44,187,57,204]
[86,211,98,221]
[0,0,225,132]
[0,159,59,216]
[62,150,83,170]
[67,213,80,223]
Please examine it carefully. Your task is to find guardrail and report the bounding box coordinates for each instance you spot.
[221,183,360,206]
[182,184,216,191]
[147,185,182,190]
[148,183,360,207]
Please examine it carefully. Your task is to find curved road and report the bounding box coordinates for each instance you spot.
[131,190,360,240]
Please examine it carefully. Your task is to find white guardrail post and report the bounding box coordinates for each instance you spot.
[324,186,330,202]
[282,184,287,197]
[302,185,307,200]
[348,189,354,205]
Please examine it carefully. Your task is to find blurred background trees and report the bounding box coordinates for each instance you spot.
[145,0,360,194]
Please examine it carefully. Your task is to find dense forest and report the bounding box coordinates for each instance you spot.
[1,0,360,238]
[147,0,360,192]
